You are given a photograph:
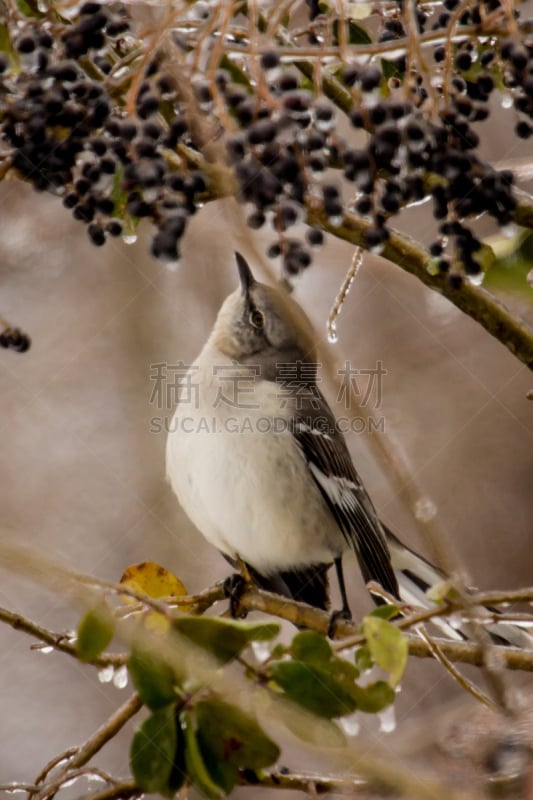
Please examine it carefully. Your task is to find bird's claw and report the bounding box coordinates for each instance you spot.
[223,573,249,619]
[327,607,352,639]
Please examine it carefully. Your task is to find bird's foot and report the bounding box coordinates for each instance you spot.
[327,607,352,639]
[223,573,249,620]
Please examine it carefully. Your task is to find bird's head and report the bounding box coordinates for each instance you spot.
[209,253,317,380]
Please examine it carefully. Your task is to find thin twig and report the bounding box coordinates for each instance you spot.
[238,768,368,794]
[33,695,143,800]
[415,625,496,708]
[0,606,126,668]
[75,782,140,800]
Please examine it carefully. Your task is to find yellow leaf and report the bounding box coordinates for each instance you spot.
[119,562,191,630]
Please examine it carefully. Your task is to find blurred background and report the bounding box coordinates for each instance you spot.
[0,130,532,794]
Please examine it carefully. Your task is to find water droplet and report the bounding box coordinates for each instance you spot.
[501,93,513,109]
[527,268,533,288]
[378,705,396,733]
[86,773,106,784]
[501,224,516,239]
[405,194,432,209]
[98,665,115,684]
[3,785,32,794]
[61,777,81,789]
[328,215,343,227]
[426,258,440,276]
[122,233,137,245]
[466,271,484,286]
[315,118,335,133]
[33,642,54,654]
[339,712,360,736]
[251,640,271,662]
[162,257,181,272]
[327,324,338,344]
[448,612,463,630]
[113,665,129,689]
[414,497,437,522]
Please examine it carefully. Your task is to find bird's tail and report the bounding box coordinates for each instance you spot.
[385,527,533,649]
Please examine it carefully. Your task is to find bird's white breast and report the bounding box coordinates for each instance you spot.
[165,350,338,573]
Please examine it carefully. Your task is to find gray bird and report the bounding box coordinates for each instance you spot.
[166,252,532,645]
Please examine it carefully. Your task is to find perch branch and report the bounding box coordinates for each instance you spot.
[238,587,533,671]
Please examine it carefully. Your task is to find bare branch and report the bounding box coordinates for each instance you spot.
[0,606,125,668]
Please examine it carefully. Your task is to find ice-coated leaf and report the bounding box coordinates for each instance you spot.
[182,711,226,799]
[368,604,399,621]
[76,602,115,662]
[196,698,280,773]
[355,645,373,672]
[174,616,279,664]
[332,19,372,45]
[130,706,177,795]
[290,630,333,666]
[128,638,180,710]
[275,697,346,747]
[269,660,357,718]
[363,616,408,687]
[351,680,395,713]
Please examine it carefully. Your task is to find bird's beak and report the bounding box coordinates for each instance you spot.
[235,252,256,295]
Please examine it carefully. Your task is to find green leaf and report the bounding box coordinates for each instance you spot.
[363,616,408,687]
[196,698,280,775]
[470,242,495,273]
[182,711,225,799]
[269,661,357,718]
[332,19,372,45]
[483,230,533,292]
[0,23,12,56]
[381,58,404,82]
[130,706,177,795]
[290,630,332,666]
[351,680,395,713]
[369,604,399,621]
[355,645,373,672]
[128,638,180,710]
[173,616,279,665]
[219,54,252,90]
[14,0,44,17]
[329,656,360,686]
[76,602,114,662]
[275,697,346,747]
[169,719,187,793]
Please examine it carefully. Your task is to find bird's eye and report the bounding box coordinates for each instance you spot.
[249,308,265,329]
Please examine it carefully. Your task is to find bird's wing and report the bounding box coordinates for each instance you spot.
[291,393,399,598]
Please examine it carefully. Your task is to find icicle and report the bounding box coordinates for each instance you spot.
[327,247,363,344]
[113,665,129,689]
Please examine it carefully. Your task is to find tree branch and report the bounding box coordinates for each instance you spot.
[31,695,143,800]
[238,768,368,794]
[238,587,533,671]
[0,606,125,668]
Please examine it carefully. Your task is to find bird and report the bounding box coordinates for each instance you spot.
[166,252,531,646]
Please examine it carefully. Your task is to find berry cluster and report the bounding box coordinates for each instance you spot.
[0,0,531,287]
[1,2,203,265]
[0,326,31,353]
